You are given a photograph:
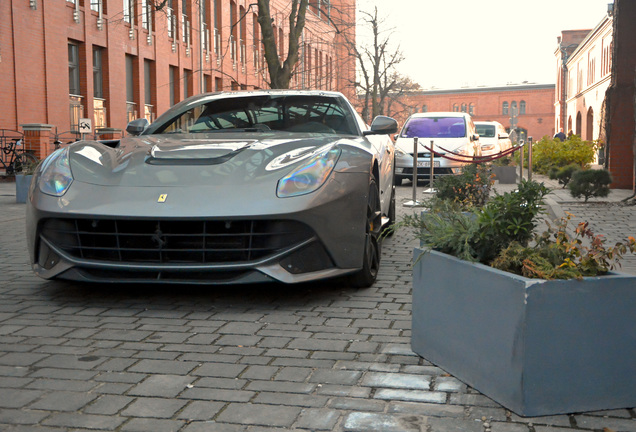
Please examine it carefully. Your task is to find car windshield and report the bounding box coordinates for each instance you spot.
[152,95,359,135]
[400,117,466,138]
[475,124,496,138]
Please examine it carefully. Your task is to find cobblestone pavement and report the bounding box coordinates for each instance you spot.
[0,177,635,431]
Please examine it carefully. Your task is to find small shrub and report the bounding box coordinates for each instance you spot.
[492,214,636,279]
[568,169,612,202]
[548,163,581,188]
[433,164,494,209]
[395,180,550,265]
[532,135,598,174]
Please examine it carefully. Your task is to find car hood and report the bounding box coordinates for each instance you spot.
[67,133,368,187]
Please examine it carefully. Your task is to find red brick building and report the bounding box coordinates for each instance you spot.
[399,84,556,143]
[1,0,356,159]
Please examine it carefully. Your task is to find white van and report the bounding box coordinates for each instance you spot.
[394,112,481,185]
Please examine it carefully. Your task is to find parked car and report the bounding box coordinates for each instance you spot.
[394,112,481,185]
[26,90,398,288]
[475,120,512,157]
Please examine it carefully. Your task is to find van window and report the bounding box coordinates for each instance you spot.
[475,124,496,138]
[401,117,466,138]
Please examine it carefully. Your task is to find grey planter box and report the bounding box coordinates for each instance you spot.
[492,165,517,184]
[15,174,33,204]
[412,248,636,417]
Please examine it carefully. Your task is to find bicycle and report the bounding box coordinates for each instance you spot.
[1,135,39,176]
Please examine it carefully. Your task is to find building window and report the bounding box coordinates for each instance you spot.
[453,104,459,112]
[169,66,178,106]
[166,0,176,39]
[183,69,190,99]
[93,47,103,98]
[90,0,101,12]
[502,101,509,115]
[125,54,137,122]
[460,103,467,113]
[123,0,134,24]
[519,100,526,115]
[469,103,474,115]
[422,104,427,113]
[68,43,80,96]
[215,77,223,91]
[144,60,154,122]
[511,101,518,115]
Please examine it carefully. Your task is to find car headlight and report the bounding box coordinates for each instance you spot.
[277,145,341,198]
[38,148,74,196]
[395,147,407,156]
[481,144,496,151]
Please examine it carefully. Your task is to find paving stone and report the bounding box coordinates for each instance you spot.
[29,390,98,411]
[128,375,194,397]
[375,388,446,404]
[0,389,44,409]
[428,417,483,432]
[176,401,225,421]
[309,369,362,385]
[193,363,247,378]
[574,415,636,431]
[389,401,465,417]
[128,359,198,375]
[490,422,530,432]
[83,395,134,415]
[121,397,188,418]
[362,372,431,390]
[216,403,301,427]
[42,412,126,429]
[180,388,255,402]
[0,409,49,425]
[295,408,340,430]
[252,392,327,408]
[342,412,424,432]
[119,418,185,432]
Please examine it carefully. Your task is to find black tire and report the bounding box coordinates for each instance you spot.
[349,177,382,288]
[383,183,396,237]
[12,152,38,174]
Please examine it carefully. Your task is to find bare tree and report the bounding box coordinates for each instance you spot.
[346,7,409,122]
[257,0,308,89]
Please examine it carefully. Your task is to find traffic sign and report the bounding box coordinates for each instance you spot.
[79,118,92,134]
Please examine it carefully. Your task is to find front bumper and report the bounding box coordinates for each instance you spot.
[27,172,370,285]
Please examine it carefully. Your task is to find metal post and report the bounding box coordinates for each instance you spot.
[528,137,533,181]
[404,137,422,207]
[519,142,524,181]
[429,140,435,190]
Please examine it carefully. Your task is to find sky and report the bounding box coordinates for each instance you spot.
[356,0,612,90]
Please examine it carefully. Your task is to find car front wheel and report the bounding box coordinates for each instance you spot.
[349,176,382,288]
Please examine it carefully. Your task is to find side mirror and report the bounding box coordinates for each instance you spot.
[126,118,150,136]
[393,134,399,141]
[471,134,480,141]
[363,116,399,136]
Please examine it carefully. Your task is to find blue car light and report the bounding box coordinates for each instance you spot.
[38,148,74,197]
[277,146,341,198]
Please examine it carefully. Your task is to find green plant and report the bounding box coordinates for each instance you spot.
[491,154,517,167]
[395,179,550,264]
[433,163,494,209]
[492,214,636,279]
[568,169,612,202]
[532,135,598,174]
[548,163,581,188]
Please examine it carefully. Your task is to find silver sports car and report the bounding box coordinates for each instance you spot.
[26,90,398,287]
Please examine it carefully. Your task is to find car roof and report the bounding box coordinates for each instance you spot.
[408,112,470,119]
[475,120,502,125]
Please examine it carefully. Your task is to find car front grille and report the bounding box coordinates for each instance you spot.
[40,218,315,265]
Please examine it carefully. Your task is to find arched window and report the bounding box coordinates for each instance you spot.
[422,104,428,113]
[469,103,475,115]
[502,102,509,115]
[511,101,518,115]
[520,100,526,114]
[453,104,459,112]
[461,103,467,113]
